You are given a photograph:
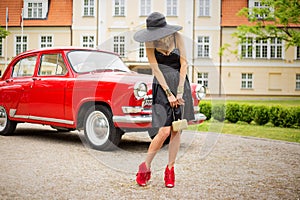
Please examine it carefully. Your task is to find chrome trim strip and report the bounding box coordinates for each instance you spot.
[9,109,17,117]
[113,115,152,123]
[13,115,74,125]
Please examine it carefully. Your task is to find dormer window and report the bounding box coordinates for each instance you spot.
[23,0,49,19]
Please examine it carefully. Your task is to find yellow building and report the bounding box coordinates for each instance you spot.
[1,0,299,96]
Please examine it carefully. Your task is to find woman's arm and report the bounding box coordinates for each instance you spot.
[176,32,188,93]
[145,42,178,107]
[145,44,169,91]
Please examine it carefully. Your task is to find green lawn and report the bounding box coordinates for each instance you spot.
[191,97,300,143]
[189,121,300,143]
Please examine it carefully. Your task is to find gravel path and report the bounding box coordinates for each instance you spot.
[0,123,299,199]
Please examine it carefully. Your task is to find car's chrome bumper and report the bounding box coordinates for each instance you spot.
[113,113,206,124]
[194,113,207,121]
[113,115,152,123]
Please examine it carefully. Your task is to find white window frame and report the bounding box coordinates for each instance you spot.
[296,74,300,90]
[241,73,253,89]
[15,35,28,56]
[113,36,126,57]
[240,37,283,59]
[81,35,95,48]
[40,35,53,48]
[140,0,151,16]
[197,72,209,88]
[138,42,147,61]
[166,0,178,16]
[197,36,210,58]
[249,0,273,20]
[198,0,210,17]
[23,0,48,19]
[113,0,126,16]
[83,0,95,16]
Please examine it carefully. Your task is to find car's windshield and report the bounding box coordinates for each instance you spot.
[67,50,130,73]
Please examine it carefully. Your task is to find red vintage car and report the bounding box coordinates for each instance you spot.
[0,47,206,151]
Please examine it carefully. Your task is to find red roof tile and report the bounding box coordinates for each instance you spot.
[0,0,72,27]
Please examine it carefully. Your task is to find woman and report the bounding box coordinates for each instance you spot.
[133,12,195,188]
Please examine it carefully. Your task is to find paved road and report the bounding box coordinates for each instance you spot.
[0,123,299,199]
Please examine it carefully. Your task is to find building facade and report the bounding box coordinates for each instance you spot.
[1,0,299,96]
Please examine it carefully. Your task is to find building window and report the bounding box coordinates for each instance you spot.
[199,0,210,16]
[296,46,300,59]
[83,0,95,16]
[139,42,147,59]
[255,38,268,58]
[140,0,151,16]
[270,38,282,58]
[24,0,48,19]
[241,37,253,58]
[166,0,178,16]
[197,36,210,58]
[241,37,283,59]
[15,36,28,55]
[197,72,208,87]
[82,36,95,48]
[0,38,2,57]
[114,36,125,57]
[40,36,53,48]
[249,0,272,20]
[114,0,125,16]
[296,74,300,90]
[241,73,253,89]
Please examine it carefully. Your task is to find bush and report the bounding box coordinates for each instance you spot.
[253,105,269,125]
[212,104,226,122]
[199,102,212,120]
[225,103,241,123]
[239,104,254,123]
[294,107,300,128]
[282,107,296,128]
[269,106,296,128]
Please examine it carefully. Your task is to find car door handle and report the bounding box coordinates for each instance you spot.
[5,79,13,83]
[32,77,41,81]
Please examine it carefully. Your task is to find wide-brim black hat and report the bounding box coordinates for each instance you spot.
[134,12,182,42]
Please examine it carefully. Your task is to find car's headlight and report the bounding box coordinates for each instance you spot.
[134,82,147,100]
[195,85,206,100]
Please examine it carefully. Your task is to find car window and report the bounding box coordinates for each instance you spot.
[39,53,68,76]
[12,56,37,78]
[67,50,130,73]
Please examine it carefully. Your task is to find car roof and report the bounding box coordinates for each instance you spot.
[19,46,118,56]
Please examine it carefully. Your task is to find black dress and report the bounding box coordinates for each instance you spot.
[152,37,195,128]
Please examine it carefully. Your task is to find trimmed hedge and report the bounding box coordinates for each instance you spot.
[199,102,300,128]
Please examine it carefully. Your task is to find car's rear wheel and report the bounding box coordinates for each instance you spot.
[0,106,17,136]
[84,105,123,151]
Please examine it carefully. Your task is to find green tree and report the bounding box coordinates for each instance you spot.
[235,0,300,47]
[0,26,9,39]
[220,0,300,56]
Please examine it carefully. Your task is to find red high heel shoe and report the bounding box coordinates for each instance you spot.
[164,165,175,188]
[136,162,151,186]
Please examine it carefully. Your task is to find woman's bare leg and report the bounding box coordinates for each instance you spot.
[145,126,171,169]
[168,130,180,169]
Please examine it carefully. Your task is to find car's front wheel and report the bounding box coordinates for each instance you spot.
[84,105,123,151]
[0,106,17,136]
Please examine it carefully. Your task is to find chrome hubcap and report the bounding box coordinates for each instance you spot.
[86,111,109,146]
[0,107,7,132]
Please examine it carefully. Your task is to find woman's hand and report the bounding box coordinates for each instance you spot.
[168,94,178,107]
[176,93,185,105]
